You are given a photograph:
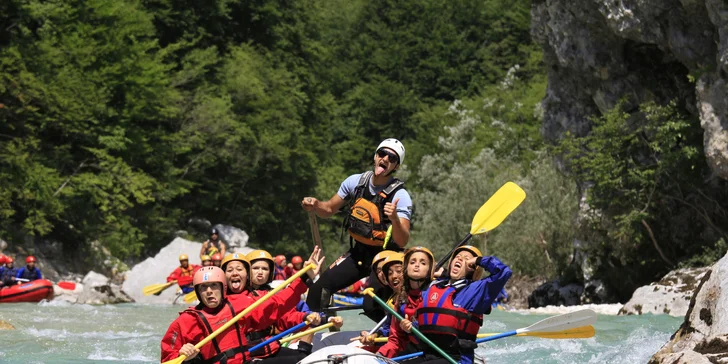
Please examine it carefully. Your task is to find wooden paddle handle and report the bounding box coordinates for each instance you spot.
[308,211,322,248]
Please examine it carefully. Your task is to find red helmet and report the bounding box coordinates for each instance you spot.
[211,253,223,261]
[5,257,13,264]
[0,254,6,265]
[193,266,227,301]
[26,256,36,264]
[275,255,286,265]
[291,256,303,265]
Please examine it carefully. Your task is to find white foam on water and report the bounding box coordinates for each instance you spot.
[586,327,671,363]
[25,327,156,341]
[481,319,508,331]
[87,347,155,362]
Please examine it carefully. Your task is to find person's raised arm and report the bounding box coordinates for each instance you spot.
[219,241,226,257]
[301,194,347,219]
[199,242,207,258]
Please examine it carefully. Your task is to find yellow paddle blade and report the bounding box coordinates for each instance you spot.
[143,281,176,296]
[280,322,334,344]
[470,182,526,235]
[478,325,595,339]
[183,291,197,304]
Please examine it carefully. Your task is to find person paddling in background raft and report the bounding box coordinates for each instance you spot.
[0,257,18,287]
[200,228,226,260]
[244,250,344,361]
[201,255,213,267]
[211,253,223,268]
[402,246,512,364]
[285,256,303,277]
[273,255,288,281]
[301,138,413,322]
[161,246,326,364]
[16,256,42,282]
[167,254,200,294]
[376,247,434,358]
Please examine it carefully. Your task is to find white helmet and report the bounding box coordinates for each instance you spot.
[375,138,405,165]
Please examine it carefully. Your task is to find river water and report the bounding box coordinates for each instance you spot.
[0,301,680,364]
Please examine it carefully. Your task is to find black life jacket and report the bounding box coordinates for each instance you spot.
[345,171,404,247]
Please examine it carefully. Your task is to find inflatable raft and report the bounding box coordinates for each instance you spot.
[0,279,54,303]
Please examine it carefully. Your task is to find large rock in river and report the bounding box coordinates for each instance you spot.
[649,252,728,363]
[619,267,709,317]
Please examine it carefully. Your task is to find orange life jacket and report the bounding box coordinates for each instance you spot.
[347,171,404,246]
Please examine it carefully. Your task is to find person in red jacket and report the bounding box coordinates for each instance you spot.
[377,247,434,359]
[273,255,287,281]
[160,248,325,364]
[285,256,303,277]
[166,254,200,294]
[245,249,343,361]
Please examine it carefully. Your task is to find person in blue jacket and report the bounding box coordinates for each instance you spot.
[16,256,42,282]
[0,257,19,287]
[400,245,512,364]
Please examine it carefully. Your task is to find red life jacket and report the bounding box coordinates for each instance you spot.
[273,265,287,281]
[417,285,483,352]
[186,301,250,364]
[244,288,278,358]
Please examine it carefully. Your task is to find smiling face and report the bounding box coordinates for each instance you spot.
[374,148,399,176]
[250,260,271,287]
[387,263,404,290]
[225,261,248,293]
[198,282,223,308]
[449,250,476,280]
[407,252,431,281]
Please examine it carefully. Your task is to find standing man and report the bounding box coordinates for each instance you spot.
[301,138,412,321]
[200,228,226,259]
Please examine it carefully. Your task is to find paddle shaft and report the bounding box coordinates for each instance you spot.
[248,321,308,353]
[363,289,457,364]
[164,264,315,364]
[280,322,334,344]
[369,315,388,335]
[378,326,595,343]
[308,211,322,248]
[434,233,472,271]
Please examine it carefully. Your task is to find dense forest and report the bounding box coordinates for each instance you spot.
[1,0,725,301]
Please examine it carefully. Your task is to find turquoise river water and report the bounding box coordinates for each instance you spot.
[0,301,680,363]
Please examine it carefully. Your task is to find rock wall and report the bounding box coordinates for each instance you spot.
[649,252,728,363]
[532,0,728,179]
[619,267,710,317]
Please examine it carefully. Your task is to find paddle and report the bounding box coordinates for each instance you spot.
[362,288,457,364]
[434,182,526,272]
[248,321,308,354]
[280,322,335,344]
[162,263,316,364]
[143,281,177,296]
[183,290,197,304]
[392,310,598,362]
[374,325,595,343]
[15,278,77,290]
[308,210,322,249]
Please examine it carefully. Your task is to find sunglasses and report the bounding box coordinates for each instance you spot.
[376,149,400,164]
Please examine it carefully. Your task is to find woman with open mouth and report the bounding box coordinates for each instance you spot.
[377,247,434,359]
[406,245,512,364]
[245,249,343,362]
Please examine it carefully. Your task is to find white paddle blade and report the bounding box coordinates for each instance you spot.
[517,309,597,335]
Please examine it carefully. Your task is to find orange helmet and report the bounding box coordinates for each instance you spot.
[26,256,36,264]
[5,257,13,264]
[291,256,303,265]
[403,246,435,279]
[193,266,227,301]
[211,253,223,261]
[449,245,484,281]
[246,250,275,284]
[275,255,286,265]
[221,253,250,273]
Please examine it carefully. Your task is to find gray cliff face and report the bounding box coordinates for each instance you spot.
[532,0,728,179]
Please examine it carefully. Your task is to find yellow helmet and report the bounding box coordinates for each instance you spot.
[201,255,211,262]
[221,253,250,273]
[246,250,275,283]
[403,246,435,279]
[449,245,484,281]
[371,250,399,274]
[178,254,189,261]
[381,252,404,286]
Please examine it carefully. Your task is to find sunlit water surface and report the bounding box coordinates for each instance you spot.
[0,301,680,363]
